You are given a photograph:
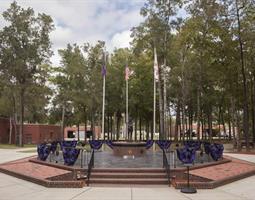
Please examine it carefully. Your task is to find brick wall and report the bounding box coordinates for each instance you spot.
[0,118,10,143]
[23,124,61,144]
[0,119,61,144]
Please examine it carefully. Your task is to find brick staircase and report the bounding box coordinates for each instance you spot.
[88,168,169,186]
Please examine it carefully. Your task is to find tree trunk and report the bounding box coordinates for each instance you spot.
[84,111,87,143]
[139,116,142,141]
[146,121,149,140]
[235,0,249,150]
[151,121,153,140]
[197,88,201,140]
[135,116,137,141]
[227,107,232,140]
[116,110,121,140]
[188,109,192,140]
[231,98,236,142]
[9,117,12,144]
[14,113,18,145]
[107,114,110,140]
[110,115,113,140]
[61,104,65,141]
[201,115,204,140]
[252,74,255,144]
[218,105,221,140]
[181,105,185,141]
[19,88,25,147]
[91,112,95,140]
[208,110,213,143]
[77,123,80,141]
[222,111,226,137]
[175,100,180,142]
[11,94,18,145]
[236,110,241,151]
[169,113,172,140]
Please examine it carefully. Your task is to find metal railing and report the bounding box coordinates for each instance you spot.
[86,149,95,186]
[163,149,171,186]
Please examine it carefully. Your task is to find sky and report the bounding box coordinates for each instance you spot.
[0,0,145,66]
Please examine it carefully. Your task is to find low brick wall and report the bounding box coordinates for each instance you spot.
[173,157,255,189]
[30,158,87,173]
[174,168,255,189]
[0,165,85,188]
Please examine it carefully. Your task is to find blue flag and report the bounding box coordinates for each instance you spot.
[102,65,106,77]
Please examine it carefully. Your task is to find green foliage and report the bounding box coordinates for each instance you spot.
[0,1,54,145]
[1,0,255,144]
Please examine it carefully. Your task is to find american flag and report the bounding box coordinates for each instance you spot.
[154,48,159,82]
[125,64,129,80]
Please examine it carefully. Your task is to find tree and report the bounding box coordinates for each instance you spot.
[131,0,182,139]
[0,2,54,146]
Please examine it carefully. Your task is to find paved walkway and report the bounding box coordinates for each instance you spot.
[190,158,255,181]
[224,153,255,163]
[0,148,36,164]
[0,149,255,200]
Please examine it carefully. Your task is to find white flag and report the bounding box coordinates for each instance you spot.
[154,47,159,82]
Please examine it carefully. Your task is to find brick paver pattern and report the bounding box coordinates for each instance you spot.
[0,157,69,179]
[190,158,255,181]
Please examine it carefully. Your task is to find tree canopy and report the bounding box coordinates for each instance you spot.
[1,0,255,148]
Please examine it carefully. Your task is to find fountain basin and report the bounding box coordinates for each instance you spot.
[111,141,147,157]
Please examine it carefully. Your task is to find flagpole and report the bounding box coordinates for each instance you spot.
[102,52,106,140]
[153,47,157,139]
[126,65,129,140]
[153,47,156,140]
[153,70,156,137]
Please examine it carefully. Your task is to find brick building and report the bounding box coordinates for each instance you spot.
[22,124,61,144]
[0,117,61,144]
[64,125,101,140]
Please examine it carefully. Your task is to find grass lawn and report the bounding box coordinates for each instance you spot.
[0,144,36,149]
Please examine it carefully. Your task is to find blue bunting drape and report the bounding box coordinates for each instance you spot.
[62,147,80,166]
[50,141,59,153]
[37,143,51,161]
[203,142,211,155]
[176,147,196,164]
[156,140,171,150]
[210,143,224,161]
[202,142,224,161]
[60,141,77,150]
[184,141,201,151]
[105,140,113,149]
[89,140,103,150]
[145,140,154,149]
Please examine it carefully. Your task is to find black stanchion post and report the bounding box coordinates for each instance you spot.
[181,164,197,194]
[80,149,83,168]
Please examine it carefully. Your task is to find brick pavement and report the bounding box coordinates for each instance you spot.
[0,157,69,179]
[189,159,255,181]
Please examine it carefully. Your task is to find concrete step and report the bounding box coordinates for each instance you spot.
[88,183,169,187]
[89,178,168,185]
[92,168,165,173]
[91,172,166,179]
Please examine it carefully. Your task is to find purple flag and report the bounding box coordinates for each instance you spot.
[102,65,106,77]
